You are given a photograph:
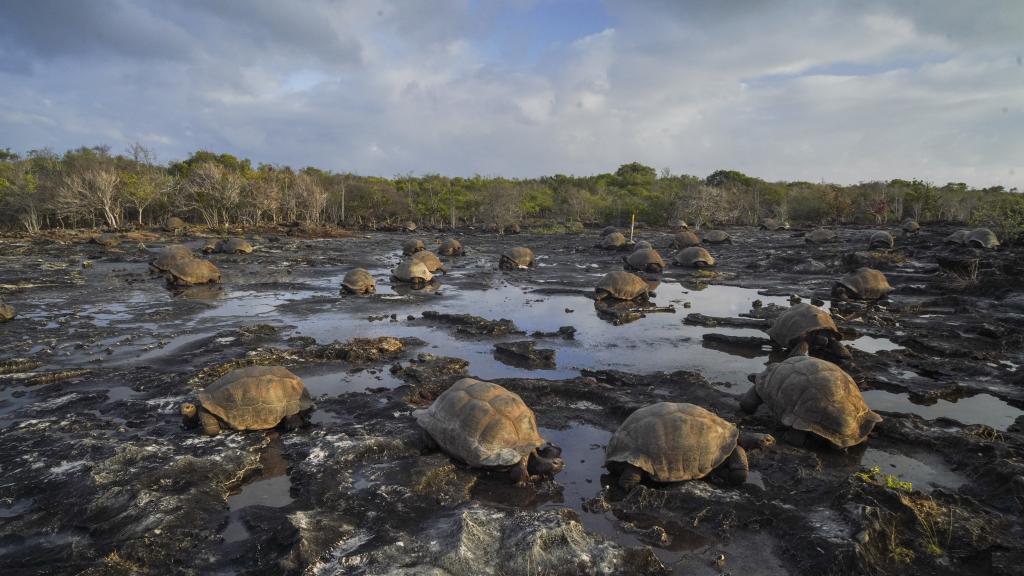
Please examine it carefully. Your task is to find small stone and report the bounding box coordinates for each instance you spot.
[752,299,763,308]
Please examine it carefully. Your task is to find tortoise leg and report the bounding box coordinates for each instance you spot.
[510,456,532,486]
[719,446,749,486]
[739,387,762,414]
[282,414,304,431]
[789,339,811,357]
[618,464,643,490]
[782,429,809,447]
[420,429,439,452]
[198,408,221,436]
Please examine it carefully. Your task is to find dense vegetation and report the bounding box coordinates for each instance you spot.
[1,145,1022,242]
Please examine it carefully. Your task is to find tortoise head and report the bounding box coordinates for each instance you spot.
[180,402,198,427]
[528,444,565,477]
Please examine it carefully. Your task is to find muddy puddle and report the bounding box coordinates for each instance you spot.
[863,389,1024,430]
[222,434,294,543]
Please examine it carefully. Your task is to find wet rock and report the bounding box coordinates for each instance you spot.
[417,310,523,337]
[531,325,577,340]
[684,313,769,329]
[393,354,471,404]
[313,504,667,576]
[702,333,773,348]
[493,340,556,369]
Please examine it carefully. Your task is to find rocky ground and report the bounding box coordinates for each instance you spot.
[0,223,1022,575]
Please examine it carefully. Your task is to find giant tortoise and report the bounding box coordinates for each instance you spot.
[868,231,894,250]
[766,303,850,361]
[673,246,715,268]
[411,251,448,274]
[967,228,999,249]
[669,230,701,249]
[760,218,789,231]
[833,268,893,301]
[402,239,426,255]
[901,219,920,235]
[164,257,221,287]
[605,403,770,489]
[163,217,186,232]
[500,247,535,270]
[437,238,464,256]
[415,378,564,484]
[180,366,314,436]
[595,271,650,301]
[0,298,14,322]
[805,228,838,244]
[341,268,376,294]
[702,230,732,244]
[392,260,434,287]
[623,248,666,273]
[600,232,627,250]
[741,354,882,448]
[218,237,253,254]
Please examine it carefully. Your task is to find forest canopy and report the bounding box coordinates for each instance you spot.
[1,145,1021,242]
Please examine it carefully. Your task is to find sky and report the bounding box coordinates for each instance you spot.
[0,0,1021,189]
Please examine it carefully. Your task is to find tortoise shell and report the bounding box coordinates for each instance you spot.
[600,226,618,237]
[902,219,920,233]
[632,240,653,252]
[0,298,14,322]
[219,238,253,254]
[625,248,666,272]
[201,239,219,253]
[944,230,968,245]
[670,231,701,249]
[93,233,120,247]
[414,378,546,467]
[402,239,425,255]
[766,303,839,348]
[673,246,715,267]
[342,268,376,294]
[605,402,738,482]
[702,230,731,244]
[837,268,893,300]
[392,260,433,283]
[805,229,837,244]
[163,217,186,232]
[868,231,894,249]
[411,251,447,273]
[761,218,788,231]
[165,258,221,286]
[437,238,464,256]
[967,228,999,249]
[601,232,627,249]
[199,366,313,431]
[754,356,881,447]
[151,244,193,272]
[501,247,535,268]
[669,219,688,230]
[595,271,649,300]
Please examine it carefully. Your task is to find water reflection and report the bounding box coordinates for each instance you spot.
[862,389,1023,431]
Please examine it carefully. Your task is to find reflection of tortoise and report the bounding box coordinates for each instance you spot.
[702,230,732,244]
[833,267,892,301]
[415,378,564,485]
[402,239,425,255]
[966,228,999,249]
[600,232,627,249]
[180,366,314,436]
[411,251,448,274]
[150,244,193,272]
[218,238,253,254]
[766,303,849,361]
[805,228,837,244]
[500,247,535,270]
[669,231,701,249]
[165,258,221,286]
[623,248,666,273]
[437,238,464,256]
[868,230,894,249]
[741,354,881,448]
[901,219,920,235]
[341,268,376,294]
[605,402,769,489]
[595,271,650,301]
[392,260,434,287]
[673,246,715,268]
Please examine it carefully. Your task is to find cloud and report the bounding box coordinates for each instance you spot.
[0,0,1019,189]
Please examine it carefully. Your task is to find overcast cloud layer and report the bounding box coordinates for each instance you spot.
[1,0,1021,188]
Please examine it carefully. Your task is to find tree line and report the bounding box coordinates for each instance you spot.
[1,145,1021,242]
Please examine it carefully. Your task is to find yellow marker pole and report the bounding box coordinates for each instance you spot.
[629,212,636,241]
